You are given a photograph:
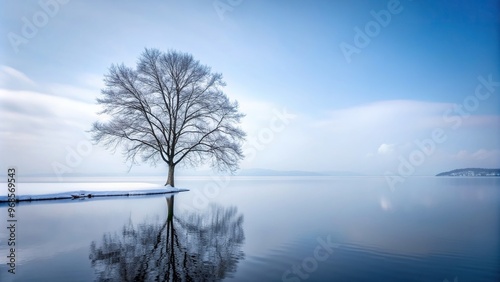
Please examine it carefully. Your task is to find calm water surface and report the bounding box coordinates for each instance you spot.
[0,176,499,281]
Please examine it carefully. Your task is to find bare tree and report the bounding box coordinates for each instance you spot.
[91,48,245,186]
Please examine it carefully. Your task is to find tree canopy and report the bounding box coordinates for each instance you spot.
[91,48,245,186]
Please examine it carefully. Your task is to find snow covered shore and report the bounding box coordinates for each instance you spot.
[0,182,188,203]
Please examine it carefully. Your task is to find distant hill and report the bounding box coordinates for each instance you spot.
[436,168,500,177]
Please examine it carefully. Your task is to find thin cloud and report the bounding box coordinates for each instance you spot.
[0,65,36,87]
[378,143,396,155]
[454,149,500,161]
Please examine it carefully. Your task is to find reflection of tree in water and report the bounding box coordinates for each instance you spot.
[89,196,245,281]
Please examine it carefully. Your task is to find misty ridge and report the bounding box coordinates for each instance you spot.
[436,168,500,177]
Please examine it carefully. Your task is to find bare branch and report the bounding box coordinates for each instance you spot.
[90,48,246,181]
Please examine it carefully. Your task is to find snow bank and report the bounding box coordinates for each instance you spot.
[0,182,188,203]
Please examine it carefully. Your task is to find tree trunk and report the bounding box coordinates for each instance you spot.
[165,164,175,187]
[166,195,174,222]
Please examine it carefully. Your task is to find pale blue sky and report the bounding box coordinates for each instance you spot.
[1,0,499,177]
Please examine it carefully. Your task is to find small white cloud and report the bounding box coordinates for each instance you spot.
[0,66,35,87]
[377,143,395,155]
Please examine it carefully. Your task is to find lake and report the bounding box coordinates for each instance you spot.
[0,176,499,281]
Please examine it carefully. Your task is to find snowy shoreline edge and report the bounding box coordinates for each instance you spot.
[0,187,189,203]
